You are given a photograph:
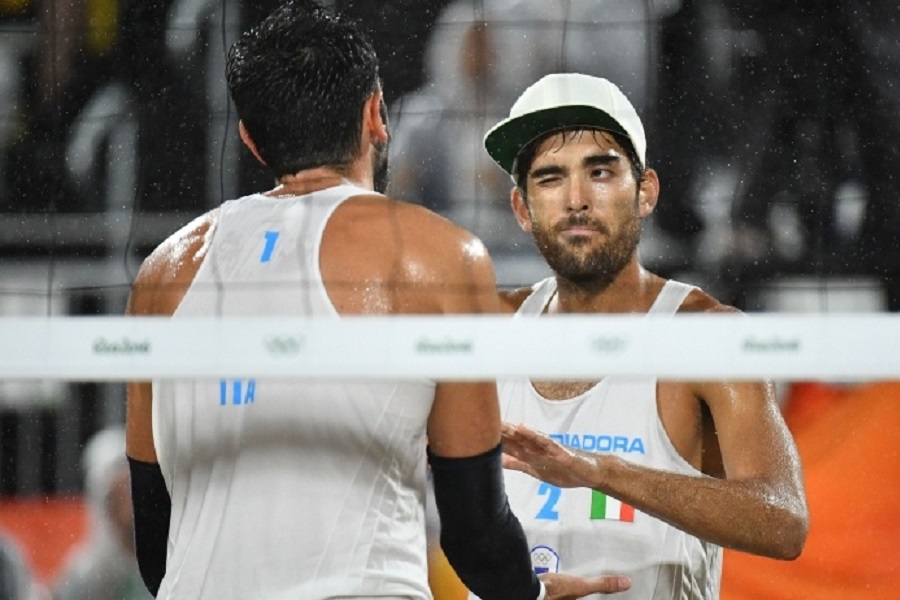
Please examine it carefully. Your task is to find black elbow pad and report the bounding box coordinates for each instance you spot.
[128,456,171,596]
[428,444,541,600]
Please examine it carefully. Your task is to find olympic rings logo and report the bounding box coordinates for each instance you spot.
[262,335,305,356]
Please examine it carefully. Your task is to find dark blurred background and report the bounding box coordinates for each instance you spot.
[0,0,898,595]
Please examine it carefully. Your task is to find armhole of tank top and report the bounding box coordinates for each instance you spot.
[171,201,233,317]
[515,277,556,317]
[502,278,552,391]
[312,190,438,388]
[650,405,706,477]
[650,280,705,475]
[153,203,239,480]
[311,192,355,320]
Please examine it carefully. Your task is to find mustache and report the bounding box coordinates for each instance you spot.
[555,214,609,235]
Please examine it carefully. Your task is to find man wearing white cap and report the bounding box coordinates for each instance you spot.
[459,73,809,599]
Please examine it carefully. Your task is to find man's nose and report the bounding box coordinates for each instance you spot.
[566,178,591,213]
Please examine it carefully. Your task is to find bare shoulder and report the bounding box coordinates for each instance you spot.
[329,195,499,314]
[675,284,776,407]
[678,286,741,315]
[346,193,480,245]
[362,194,489,258]
[128,209,218,316]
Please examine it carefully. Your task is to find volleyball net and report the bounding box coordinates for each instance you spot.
[2,6,900,600]
[1,312,898,382]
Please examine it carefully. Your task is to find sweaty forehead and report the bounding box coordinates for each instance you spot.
[530,129,624,167]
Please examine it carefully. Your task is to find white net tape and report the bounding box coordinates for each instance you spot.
[1,314,898,381]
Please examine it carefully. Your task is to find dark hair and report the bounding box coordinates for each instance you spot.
[225,0,380,178]
[514,129,645,201]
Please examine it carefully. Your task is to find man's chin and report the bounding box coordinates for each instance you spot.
[545,257,597,281]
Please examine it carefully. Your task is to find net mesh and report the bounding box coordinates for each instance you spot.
[0,4,898,598]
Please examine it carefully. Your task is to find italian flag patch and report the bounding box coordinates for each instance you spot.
[590,490,635,522]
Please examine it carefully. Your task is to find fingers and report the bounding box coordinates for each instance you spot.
[500,423,532,457]
[502,421,537,439]
[541,573,632,598]
[500,422,523,448]
[501,422,550,450]
[583,575,632,594]
[500,454,539,478]
[502,422,560,467]
[515,423,559,453]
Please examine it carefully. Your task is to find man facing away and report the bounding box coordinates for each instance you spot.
[124,3,630,600]
[432,73,809,600]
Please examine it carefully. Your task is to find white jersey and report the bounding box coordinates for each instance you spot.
[152,184,436,600]
[489,277,722,600]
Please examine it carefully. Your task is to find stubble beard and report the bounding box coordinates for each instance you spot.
[531,210,642,293]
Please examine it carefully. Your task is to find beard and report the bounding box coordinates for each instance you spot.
[531,208,642,292]
[372,138,390,194]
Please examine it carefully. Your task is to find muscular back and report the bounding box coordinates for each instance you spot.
[320,195,498,316]
[131,193,497,319]
[127,187,503,464]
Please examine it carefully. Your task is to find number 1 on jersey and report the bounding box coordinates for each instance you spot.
[260,230,280,263]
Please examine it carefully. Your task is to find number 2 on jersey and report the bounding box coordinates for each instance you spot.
[537,482,560,520]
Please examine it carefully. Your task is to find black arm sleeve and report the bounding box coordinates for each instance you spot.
[427,443,541,600]
[128,456,171,596]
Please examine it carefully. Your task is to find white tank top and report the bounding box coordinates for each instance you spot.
[489,277,722,600]
[152,184,436,600]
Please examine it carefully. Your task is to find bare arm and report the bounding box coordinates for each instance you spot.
[123,259,170,595]
[125,263,161,463]
[125,212,213,460]
[503,380,809,560]
[426,235,504,458]
[124,215,212,594]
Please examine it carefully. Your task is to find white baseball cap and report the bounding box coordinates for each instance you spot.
[484,73,646,178]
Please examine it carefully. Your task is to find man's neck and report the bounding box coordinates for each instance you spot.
[551,262,663,314]
[266,165,372,198]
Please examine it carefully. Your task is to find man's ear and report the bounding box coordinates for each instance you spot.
[511,186,533,232]
[238,121,266,165]
[363,89,389,145]
[638,168,660,218]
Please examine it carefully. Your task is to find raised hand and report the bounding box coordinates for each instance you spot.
[500,422,602,489]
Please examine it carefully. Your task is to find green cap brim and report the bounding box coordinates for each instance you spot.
[484,105,630,176]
